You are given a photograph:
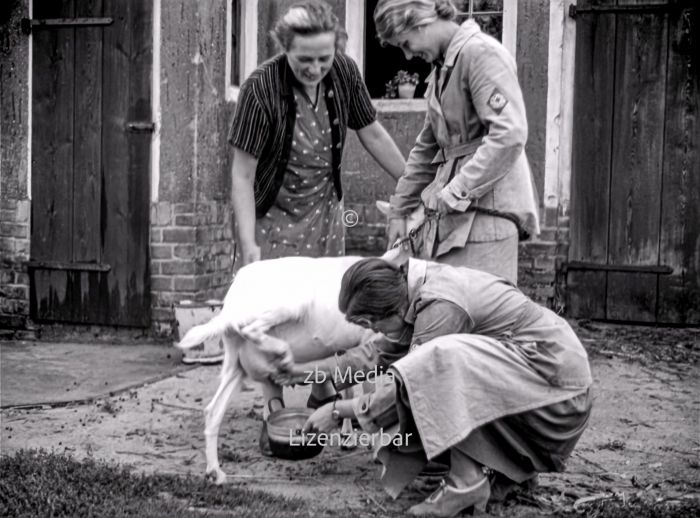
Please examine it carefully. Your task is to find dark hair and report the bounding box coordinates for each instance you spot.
[272,0,348,52]
[339,258,408,324]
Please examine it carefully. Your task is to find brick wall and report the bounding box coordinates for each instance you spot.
[150,201,233,335]
[0,198,30,328]
[518,206,569,307]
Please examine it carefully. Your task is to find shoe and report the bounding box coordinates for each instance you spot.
[258,421,273,457]
[407,477,490,517]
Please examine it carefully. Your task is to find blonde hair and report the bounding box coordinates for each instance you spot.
[272,0,347,52]
[374,0,456,44]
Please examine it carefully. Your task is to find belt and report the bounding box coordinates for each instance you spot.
[431,138,482,164]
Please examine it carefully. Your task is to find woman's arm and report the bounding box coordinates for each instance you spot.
[356,121,405,181]
[304,375,398,434]
[388,113,439,218]
[411,299,473,348]
[231,148,261,265]
[227,77,270,265]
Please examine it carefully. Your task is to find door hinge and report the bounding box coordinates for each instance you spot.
[562,261,673,275]
[27,260,111,272]
[21,17,113,35]
[125,122,156,133]
[569,3,684,19]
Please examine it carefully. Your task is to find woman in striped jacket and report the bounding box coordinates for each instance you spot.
[228,0,405,267]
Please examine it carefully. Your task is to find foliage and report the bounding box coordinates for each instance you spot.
[384,70,420,99]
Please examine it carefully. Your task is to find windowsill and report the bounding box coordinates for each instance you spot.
[225,89,425,111]
[372,98,427,112]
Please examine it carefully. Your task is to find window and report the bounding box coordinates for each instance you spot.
[363,0,431,100]
[225,0,258,102]
[454,0,504,41]
[358,0,509,102]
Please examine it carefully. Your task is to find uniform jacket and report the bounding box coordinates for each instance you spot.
[389,20,540,255]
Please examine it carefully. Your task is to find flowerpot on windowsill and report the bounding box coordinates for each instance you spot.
[398,83,416,99]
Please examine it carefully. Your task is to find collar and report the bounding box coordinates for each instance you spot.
[403,258,428,324]
[441,19,481,69]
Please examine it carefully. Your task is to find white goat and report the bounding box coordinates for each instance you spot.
[177,255,378,484]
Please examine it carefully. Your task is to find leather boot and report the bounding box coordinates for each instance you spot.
[407,477,490,517]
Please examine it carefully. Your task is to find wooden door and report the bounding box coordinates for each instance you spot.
[30,0,152,326]
[567,0,698,324]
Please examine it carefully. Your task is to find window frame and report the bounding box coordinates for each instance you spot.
[347,0,517,111]
[225,0,258,102]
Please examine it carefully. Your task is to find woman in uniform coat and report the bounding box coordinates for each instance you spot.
[376,0,540,285]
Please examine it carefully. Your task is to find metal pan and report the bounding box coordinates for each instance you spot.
[266,397,324,460]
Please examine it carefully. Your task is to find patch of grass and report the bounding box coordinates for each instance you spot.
[551,494,700,518]
[0,449,346,517]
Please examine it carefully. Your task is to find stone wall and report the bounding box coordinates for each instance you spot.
[344,107,426,253]
[0,199,30,329]
[516,0,550,199]
[0,0,30,329]
[152,0,235,334]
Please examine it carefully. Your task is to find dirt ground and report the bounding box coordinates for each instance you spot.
[1,321,698,516]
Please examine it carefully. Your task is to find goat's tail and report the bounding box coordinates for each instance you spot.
[176,313,233,350]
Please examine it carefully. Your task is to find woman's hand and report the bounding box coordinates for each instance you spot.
[434,189,455,216]
[270,363,311,386]
[303,403,339,435]
[386,217,407,249]
[240,242,261,266]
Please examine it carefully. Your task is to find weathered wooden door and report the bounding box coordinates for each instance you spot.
[29,0,152,326]
[567,0,698,324]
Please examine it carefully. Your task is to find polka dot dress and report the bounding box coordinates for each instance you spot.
[254,83,344,260]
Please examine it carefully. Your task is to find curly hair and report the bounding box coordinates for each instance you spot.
[271,0,348,52]
[373,0,456,45]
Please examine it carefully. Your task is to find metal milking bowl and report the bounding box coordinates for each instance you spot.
[265,397,324,460]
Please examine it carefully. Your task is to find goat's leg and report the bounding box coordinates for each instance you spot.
[204,364,245,484]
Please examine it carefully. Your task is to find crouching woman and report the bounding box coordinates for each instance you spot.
[302,257,593,517]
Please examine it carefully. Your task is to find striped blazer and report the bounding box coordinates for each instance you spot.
[228,53,376,218]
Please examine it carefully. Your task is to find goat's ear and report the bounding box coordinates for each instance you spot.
[380,242,411,268]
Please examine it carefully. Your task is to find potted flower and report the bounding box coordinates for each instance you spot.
[384,70,420,99]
